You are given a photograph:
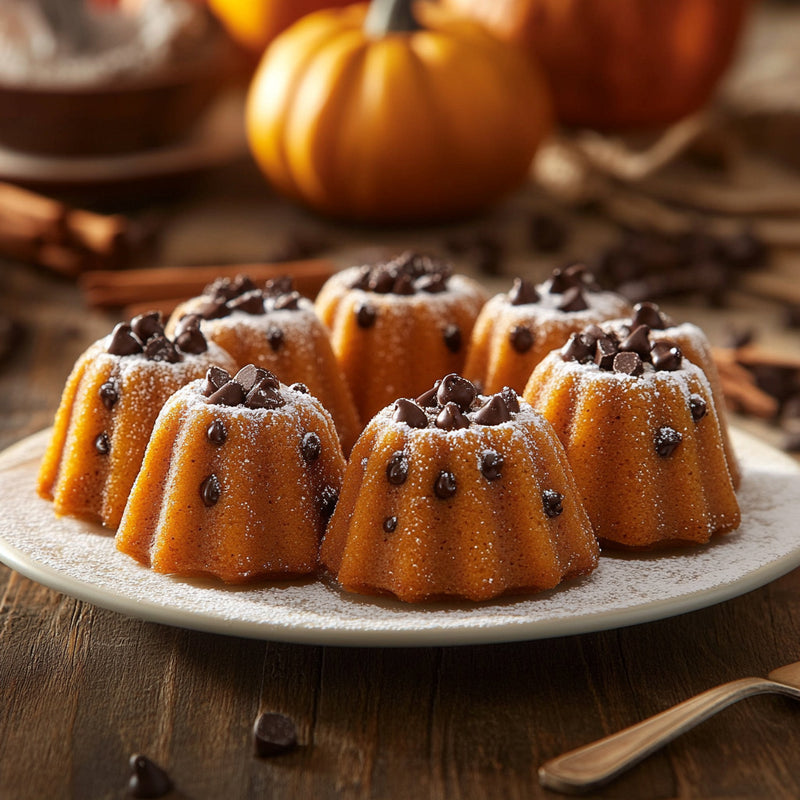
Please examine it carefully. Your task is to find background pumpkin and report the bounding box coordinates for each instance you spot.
[443,0,753,130]
[245,0,553,223]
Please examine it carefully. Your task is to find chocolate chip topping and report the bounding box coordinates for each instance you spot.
[355,303,377,329]
[548,267,577,294]
[509,325,534,353]
[689,394,707,421]
[206,380,246,406]
[393,398,428,429]
[200,474,221,506]
[253,712,298,758]
[350,251,453,296]
[99,380,118,410]
[386,452,409,485]
[442,324,462,353]
[480,450,503,481]
[434,470,457,499]
[228,289,265,315]
[436,401,470,430]
[203,365,230,395]
[130,311,164,342]
[561,332,596,364]
[245,380,285,410]
[290,382,309,393]
[542,489,564,518]
[197,274,302,319]
[107,315,202,363]
[383,516,398,533]
[618,325,651,359]
[94,432,110,455]
[203,365,285,409]
[556,286,589,312]
[416,381,441,408]
[107,323,142,356]
[207,419,227,445]
[173,314,207,355]
[320,485,339,518]
[127,754,172,799]
[206,274,257,301]
[267,327,284,351]
[613,351,644,376]
[301,431,321,462]
[473,394,511,426]
[273,291,301,311]
[632,301,671,330]
[508,277,539,306]
[235,364,274,393]
[655,426,683,457]
[594,336,617,370]
[437,373,477,411]
[143,335,180,363]
[651,340,683,371]
[500,386,520,413]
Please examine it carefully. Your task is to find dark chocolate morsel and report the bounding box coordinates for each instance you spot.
[436,373,477,411]
[508,277,539,306]
[130,311,164,343]
[473,395,511,426]
[434,470,457,499]
[245,382,285,409]
[561,332,595,364]
[203,366,231,396]
[655,426,683,457]
[368,266,395,294]
[127,754,172,799]
[206,380,246,406]
[228,289,265,315]
[542,489,564,518]
[613,351,644,377]
[689,394,707,421]
[442,324,462,353]
[174,323,207,355]
[349,265,371,290]
[267,327,284,352]
[416,381,441,408]
[355,303,377,328]
[95,432,110,455]
[594,336,618,370]
[393,398,428,429]
[290,382,309,394]
[415,273,447,293]
[235,364,269,394]
[383,515,398,533]
[501,386,520,413]
[197,298,229,320]
[393,273,415,295]
[320,486,339,519]
[200,474,221,506]
[548,267,577,294]
[436,401,470,430]
[386,452,409,485]
[651,340,683,371]
[301,431,321,462]
[618,325,651,360]
[556,285,589,312]
[143,335,181,363]
[253,712,298,758]
[480,450,504,481]
[107,323,142,356]
[273,291,301,311]
[99,380,118,410]
[207,419,227,445]
[264,275,294,296]
[509,325,534,354]
[632,301,669,330]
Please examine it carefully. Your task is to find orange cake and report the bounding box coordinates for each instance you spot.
[315,252,487,422]
[603,301,740,487]
[320,375,598,603]
[524,324,741,549]
[464,264,632,394]
[38,313,236,529]
[167,275,360,454]
[116,365,346,583]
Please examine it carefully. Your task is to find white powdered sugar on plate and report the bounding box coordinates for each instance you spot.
[0,427,798,647]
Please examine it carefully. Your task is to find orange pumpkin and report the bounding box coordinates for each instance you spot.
[246,0,552,223]
[444,0,752,130]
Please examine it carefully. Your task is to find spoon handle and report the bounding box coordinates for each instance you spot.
[539,677,782,793]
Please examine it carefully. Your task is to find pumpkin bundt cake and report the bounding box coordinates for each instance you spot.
[524,324,741,549]
[38,313,236,529]
[320,374,598,603]
[603,301,740,487]
[464,264,632,395]
[116,365,346,583]
[167,275,361,454]
[315,252,487,422]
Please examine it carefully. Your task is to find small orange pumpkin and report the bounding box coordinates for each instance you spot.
[246,0,552,223]
[444,0,753,130]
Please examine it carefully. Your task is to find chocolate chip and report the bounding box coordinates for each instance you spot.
[383,516,398,533]
[355,303,377,328]
[246,381,285,409]
[127,754,172,799]
[508,277,539,306]
[689,394,707,421]
[548,267,577,294]
[95,432,110,455]
[143,335,180,363]
[564,263,600,291]
[473,395,510,426]
[632,302,669,330]
[386,452,409,485]
[203,366,231,396]
[228,289,265,315]
[509,325,534,353]
[500,386,520,413]
[301,431,321,461]
[367,266,395,294]
[655,426,682,457]
[267,327,284,351]
[206,380,245,406]
[436,401,470,430]
[273,291,301,311]
[393,273,415,295]
[542,489,564,518]
[416,382,441,408]
[107,323,142,356]
[253,712,298,758]
[349,266,371,290]
[436,373,477,411]
[207,419,227,445]
[99,380,118,410]
[613,351,644,376]
[197,298,229,320]
[415,273,448,293]
[174,314,207,355]
[561,332,595,364]
[442,324,461,353]
[529,212,567,253]
[207,274,256,301]
[320,486,338,518]
[200,474,221,506]
[235,364,269,393]
[290,382,309,394]
[130,312,164,343]
[651,340,682,371]
[618,325,651,360]
[594,336,618,370]
[264,276,294,296]
[480,450,503,481]
[556,286,589,312]
[434,470,457,499]
[393,398,428,429]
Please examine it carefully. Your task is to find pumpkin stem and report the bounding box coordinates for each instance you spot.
[364,0,421,37]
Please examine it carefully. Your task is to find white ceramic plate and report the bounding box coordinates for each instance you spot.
[1,428,798,647]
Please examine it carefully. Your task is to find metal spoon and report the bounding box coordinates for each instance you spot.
[539,659,800,794]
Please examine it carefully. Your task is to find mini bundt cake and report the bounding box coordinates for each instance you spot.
[38,313,237,528]
[166,275,361,454]
[116,365,346,583]
[464,264,632,394]
[320,375,598,603]
[315,252,487,422]
[524,324,740,549]
[603,301,740,487]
